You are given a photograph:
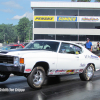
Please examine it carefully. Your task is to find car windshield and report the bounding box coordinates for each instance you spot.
[24,41,59,52]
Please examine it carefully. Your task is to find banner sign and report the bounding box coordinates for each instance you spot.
[57,16,77,22]
[80,17,100,22]
[34,16,55,21]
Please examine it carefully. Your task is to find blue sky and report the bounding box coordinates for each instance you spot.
[0,0,95,25]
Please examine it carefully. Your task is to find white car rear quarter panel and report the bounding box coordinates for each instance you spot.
[81,48,100,70]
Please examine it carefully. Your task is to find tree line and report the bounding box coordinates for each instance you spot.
[0,17,33,43]
[71,0,100,2]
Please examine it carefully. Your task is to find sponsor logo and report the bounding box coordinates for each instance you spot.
[84,55,99,60]
[66,70,75,74]
[57,16,77,22]
[70,72,75,74]
[91,55,98,59]
[80,63,85,67]
[80,17,100,22]
[82,17,99,21]
[34,16,54,21]
[66,70,75,72]
[55,70,66,73]
[49,69,84,75]
[49,72,54,75]
[49,70,55,75]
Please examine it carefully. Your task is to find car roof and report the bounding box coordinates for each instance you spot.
[32,39,74,43]
[32,39,83,47]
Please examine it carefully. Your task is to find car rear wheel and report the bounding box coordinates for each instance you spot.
[79,64,94,81]
[0,73,10,82]
[27,66,46,89]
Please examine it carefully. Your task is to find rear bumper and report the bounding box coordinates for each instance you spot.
[0,63,25,73]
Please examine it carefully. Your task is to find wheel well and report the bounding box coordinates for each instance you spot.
[88,63,96,71]
[34,62,49,74]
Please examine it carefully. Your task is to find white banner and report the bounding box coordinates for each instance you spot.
[80,16,100,22]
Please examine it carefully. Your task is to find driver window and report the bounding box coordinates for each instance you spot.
[59,43,75,54]
[73,45,82,54]
[59,43,82,54]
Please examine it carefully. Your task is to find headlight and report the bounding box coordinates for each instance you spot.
[14,57,19,66]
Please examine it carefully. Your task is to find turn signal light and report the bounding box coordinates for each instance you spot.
[20,58,24,64]
[98,56,100,58]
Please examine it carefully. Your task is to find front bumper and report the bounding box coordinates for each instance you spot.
[0,63,25,73]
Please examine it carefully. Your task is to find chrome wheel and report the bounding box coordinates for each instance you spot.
[33,70,44,85]
[79,64,94,81]
[27,66,45,89]
[86,66,93,78]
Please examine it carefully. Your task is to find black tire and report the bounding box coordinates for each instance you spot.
[27,66,46,89]
[0,73,10,82]
[79,64,94,81]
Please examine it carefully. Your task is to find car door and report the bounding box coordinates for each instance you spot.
[57,42,82,70]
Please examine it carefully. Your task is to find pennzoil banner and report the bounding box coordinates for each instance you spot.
[34,16,55,21]
[57,16,77,22]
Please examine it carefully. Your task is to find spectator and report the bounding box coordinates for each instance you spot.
[85,38,92,52]
[17,40,20,44]
[97,42,100,51]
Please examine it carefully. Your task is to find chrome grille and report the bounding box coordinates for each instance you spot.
[0,55,13,64]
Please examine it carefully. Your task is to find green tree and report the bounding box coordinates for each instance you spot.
[17,17,30,42]
[28,20,33,40]
[71,0,91,1]
[71,0,76,2]
[77,0,91,2]
[0,24,17,43]
[5,24,17,43]
[12,25,18,43]
[0,18,33,43]
[95,0,100,2]
[0,24,5,43]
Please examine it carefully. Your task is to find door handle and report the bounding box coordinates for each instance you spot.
[76,56,79,58]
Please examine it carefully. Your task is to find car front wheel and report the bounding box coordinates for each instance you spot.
[27,66,46,89]
[79,64,94,81]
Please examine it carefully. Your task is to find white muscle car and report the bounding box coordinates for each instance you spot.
[0,40,100,89]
